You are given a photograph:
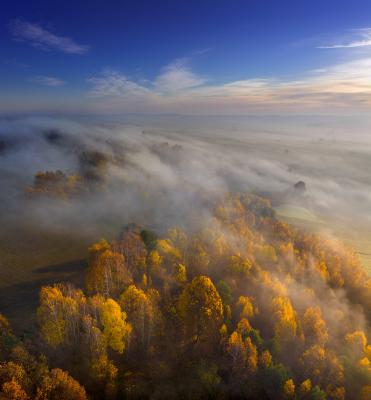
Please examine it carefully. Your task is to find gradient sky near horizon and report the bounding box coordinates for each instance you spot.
[2,0,371,115]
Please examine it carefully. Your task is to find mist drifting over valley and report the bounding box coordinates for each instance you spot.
[1,114,371,232]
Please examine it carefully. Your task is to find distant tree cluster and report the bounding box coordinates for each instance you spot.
[25,150,110,199]
[25,170,86,199]
[1,194,370,399]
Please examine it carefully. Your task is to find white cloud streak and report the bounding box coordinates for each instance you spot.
[154,59,206,93]
[28,76,66,87]
[9,19,90,54]
[318,28,371,49]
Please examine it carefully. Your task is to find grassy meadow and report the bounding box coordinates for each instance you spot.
[0,217,95,332]
[276,204,371,276]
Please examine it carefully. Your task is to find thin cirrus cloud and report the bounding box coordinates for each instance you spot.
[9,18,90,54]
[318,28,371,48]
[154,59,206,93]
[86,56,371,114]
[87,60,206,98]
[87,69,152,97]
[28,76,66,87]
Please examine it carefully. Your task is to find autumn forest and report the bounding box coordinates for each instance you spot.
[1,182,371,399]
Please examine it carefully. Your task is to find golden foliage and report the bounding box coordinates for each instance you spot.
[0,379,28,400]
[283,379,295,397]
[179,276,223,343]
[7,192,370,398]
[99,299,132,354]
[35,368,87,400]
[271,296,297,341]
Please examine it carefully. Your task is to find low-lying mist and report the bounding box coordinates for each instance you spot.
[1,114,371,236]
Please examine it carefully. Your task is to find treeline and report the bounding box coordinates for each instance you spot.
[1,194,371,399]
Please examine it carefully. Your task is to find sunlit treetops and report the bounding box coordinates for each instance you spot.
[1,193,370,399]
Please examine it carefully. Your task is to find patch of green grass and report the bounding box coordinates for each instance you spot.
[0,218,95,332]
[275,205,371,276]
[275,204,322,223]
[330,225,371,277]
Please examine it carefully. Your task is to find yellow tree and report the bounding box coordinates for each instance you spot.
[227,254,253,280]
[79,313,106,360]
[119,285,159,351]
[175,263,187,285]
[0,362,28,394]
[259,350,272,369]
[271,296,297,343]
[283,379,295,398]
[236,296,254,320]
[345,330,367,359]
[0,379,29,400]
[302,307,328,347]
[298,379,312,398]
[112,227,147,278]
[147,250,164,284]
[245,337,258,374]
[227,331,246,370]
[99,298,132,354]
[226,330,257,384]
[35,368,87,400]
[157,239,181,265]
[37,285,81,347]
[178,276,223,345]
[86,245,132,298]
[168,227,188,262]
[301,345,326,383]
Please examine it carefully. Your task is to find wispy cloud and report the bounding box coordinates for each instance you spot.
[154,59,206,93]
[318,28,371,49]
[86,55,371,114]
[28,76,66,87]
[9,19,90,54]
[87,60,205,98]
[87,69,151,97]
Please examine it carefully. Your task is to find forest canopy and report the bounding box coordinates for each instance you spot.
[1,193,370,399]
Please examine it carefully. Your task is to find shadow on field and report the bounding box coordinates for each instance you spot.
[0,259,86,334]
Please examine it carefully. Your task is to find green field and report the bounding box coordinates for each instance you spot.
[275,205,324,224]
[0,218,96,333]
[275,204,371,276]
[0,207,130,333]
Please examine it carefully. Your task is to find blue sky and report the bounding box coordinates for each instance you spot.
[1,0,371,114]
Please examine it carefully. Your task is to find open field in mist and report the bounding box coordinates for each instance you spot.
[276,206,371,276]
[0,219,90,331]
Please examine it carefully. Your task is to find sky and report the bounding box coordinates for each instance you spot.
[1,0,371,115]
